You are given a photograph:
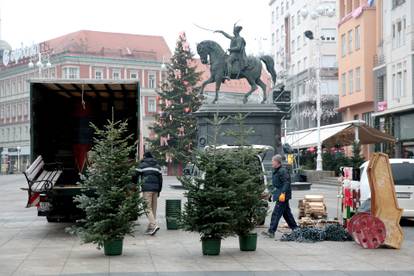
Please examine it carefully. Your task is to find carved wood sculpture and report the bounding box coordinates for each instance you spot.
[367,153,404,249]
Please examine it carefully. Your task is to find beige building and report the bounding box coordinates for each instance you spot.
[0,30,171,173]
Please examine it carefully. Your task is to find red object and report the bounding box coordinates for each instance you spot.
[27,192,40,208]
[73,144,92,173]
[347,212,370,235]
[344,187,352,207]
[350,213,386,249]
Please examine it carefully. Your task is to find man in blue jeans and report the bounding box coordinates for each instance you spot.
[262,154,297,238]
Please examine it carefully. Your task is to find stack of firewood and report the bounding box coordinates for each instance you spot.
[298,195,327,219]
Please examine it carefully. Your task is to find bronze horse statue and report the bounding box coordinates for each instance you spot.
[197,40,277,104]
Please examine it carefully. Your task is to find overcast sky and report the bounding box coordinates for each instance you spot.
[1,0,271,56]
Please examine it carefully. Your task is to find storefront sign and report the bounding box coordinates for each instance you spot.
[377,101,387,112]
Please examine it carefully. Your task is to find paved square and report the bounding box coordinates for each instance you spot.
[1,175,413,275]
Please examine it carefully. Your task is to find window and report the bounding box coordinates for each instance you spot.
[321,28,336,41]
[342,73,346,95]
[348,30,353,53]
[362,112,373,127]
[62,67,80,79]
[303,57,307,69]
[397,68,402,98]
[297,11,300,25]
[341,34,346,57]
[272,11,275,24]
[129,71,138,79]
[272,33,275,46]
[393,19,405,48]
[291,39,295,54]
[397,21,402,47]
[403,61,407,97]
[291,16,295,30]
[349,70,353,94]
[355,67,361,91]
[321,55,337,68]
[297,35,300,50]
[297,61,301,72]
[148,72,156,89]
[392,23,396,48]
[276,29,279,42]
[148,97,156,113]
[355,25,361,50]
[112,69,121,80]
[303,35,307,46]
[392,0,406,9]
[402,17,406,45]
[276,8,279,20]
[95,68,103,79]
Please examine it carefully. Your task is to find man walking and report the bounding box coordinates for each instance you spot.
[136,151,163,235]
[262,154,297,238]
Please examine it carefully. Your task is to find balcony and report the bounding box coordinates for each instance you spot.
[373,54,385,67]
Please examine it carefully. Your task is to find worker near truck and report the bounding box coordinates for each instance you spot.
[262,154,298,239]
[134,151,163,235]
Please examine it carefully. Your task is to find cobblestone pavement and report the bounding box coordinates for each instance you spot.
[0,174,413,275]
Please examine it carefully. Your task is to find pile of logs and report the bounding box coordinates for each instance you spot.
[298,195,327,220]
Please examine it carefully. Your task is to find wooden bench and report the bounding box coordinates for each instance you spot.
[22,155,63,207]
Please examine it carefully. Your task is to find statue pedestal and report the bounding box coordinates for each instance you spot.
[194,104,284,152]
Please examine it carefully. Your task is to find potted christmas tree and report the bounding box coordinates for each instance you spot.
[68,120,145,256]
[224,114,266,251]
[180,115,237,255]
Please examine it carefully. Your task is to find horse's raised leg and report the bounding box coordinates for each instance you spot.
[256,78,267,104]
[212,79,222,104]
[200,76,215,95]
[243,77,258,104]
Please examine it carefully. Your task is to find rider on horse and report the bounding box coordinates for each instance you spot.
[215,24,248,80]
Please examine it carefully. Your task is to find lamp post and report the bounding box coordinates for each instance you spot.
[301,4,335,171]
[16,146,21,173]
[28,52,51,77]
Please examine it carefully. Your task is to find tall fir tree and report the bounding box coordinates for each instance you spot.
[147,32,201,169]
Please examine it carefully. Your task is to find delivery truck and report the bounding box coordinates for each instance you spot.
[23,79,141,222]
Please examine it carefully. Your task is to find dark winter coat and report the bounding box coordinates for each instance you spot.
[135,157,163,193]
[272,165,292,201]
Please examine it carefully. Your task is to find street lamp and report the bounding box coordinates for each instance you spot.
[28,52,51,77]
[302,4,336,171]
[16,146,21,173]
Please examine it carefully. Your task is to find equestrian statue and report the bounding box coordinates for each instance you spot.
[197,24,277,104]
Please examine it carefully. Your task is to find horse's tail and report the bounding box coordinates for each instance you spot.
[260,55,277,85]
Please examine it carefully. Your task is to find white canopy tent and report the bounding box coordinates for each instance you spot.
[282,120,396,149]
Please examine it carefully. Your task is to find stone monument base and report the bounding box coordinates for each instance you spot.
[194,103,284,152]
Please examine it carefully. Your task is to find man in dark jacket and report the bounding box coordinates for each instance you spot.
[262,154,297,238]
[135,151,163,235]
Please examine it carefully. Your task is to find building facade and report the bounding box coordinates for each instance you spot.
[338,0,376,157]
[269,0,340,133]
[373,0,414,158]
[0,30,171,173]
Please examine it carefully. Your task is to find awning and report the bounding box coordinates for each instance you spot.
[282,120,396,149]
